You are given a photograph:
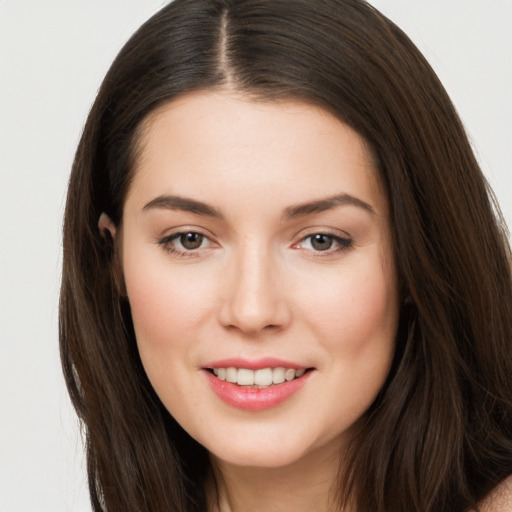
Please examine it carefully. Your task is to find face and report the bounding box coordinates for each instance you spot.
[120,90,399,468]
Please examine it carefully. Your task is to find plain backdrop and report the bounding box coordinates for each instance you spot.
[1,1,510,511]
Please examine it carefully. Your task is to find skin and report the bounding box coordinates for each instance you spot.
[104,90,400,511]
[478,476,512,512]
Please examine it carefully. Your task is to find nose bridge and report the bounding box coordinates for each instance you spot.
[220,238,288,333]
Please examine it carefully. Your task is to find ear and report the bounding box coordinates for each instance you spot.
[98,212,116,240]
[98,212,126,295]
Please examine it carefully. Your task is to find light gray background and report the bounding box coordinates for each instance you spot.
[1,1,510,511]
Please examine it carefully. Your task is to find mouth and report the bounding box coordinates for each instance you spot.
[203,361,315,411]
[206,366,311,388]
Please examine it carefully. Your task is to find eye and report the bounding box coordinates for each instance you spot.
[308,234,335,251]
[177,232,205,250]
[296,232,352,254]
[158,230,213,257]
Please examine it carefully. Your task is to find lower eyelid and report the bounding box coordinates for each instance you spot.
[157,230,219,257]
[157,231,352,256]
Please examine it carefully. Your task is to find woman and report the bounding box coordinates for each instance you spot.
[59,0,512,511]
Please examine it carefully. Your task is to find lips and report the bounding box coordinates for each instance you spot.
[212,367,305,387]
[203,358,313,411]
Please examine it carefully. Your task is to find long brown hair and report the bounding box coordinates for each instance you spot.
[60,1,512,511]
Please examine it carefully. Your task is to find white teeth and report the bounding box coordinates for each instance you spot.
[285,368,296,381]
[237,368,254,386]
[211,366,307,386]
[226,367,237,383]
[272,367,285,384]
[254,368,273,386]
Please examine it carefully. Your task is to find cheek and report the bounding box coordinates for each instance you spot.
[122,247,216,360]
[304,261,398,427]
[300,256,399,361]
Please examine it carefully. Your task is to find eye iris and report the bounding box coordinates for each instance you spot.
[311,234,333,251]
[180,233,203,250]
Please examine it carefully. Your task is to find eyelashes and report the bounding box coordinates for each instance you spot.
[294,233,352,254]
[157,230,353,259]
[157,231,215,258]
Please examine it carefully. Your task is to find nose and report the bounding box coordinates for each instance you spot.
[219,244,291,335]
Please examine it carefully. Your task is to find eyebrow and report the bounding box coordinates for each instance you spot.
[282,193,375,219]
[142,192,375,219]
[143,194,224,218]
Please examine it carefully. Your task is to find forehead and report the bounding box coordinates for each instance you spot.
[125,90,386,216]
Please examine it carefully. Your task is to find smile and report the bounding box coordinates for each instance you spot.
[203,360,314,411]
[211,367,306,388]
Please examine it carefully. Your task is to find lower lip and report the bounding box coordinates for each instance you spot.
[204,370,312,411]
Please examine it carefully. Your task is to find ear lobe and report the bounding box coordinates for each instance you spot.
[98,213,116,240]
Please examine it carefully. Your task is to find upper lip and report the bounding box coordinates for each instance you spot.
[202,357,310,371]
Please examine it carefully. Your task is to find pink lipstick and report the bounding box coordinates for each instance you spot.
[202,358,313,411]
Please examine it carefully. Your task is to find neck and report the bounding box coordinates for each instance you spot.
[206,442,350,512]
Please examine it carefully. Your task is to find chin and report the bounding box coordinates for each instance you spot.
[210,444,309,469]
[200,423,340,470]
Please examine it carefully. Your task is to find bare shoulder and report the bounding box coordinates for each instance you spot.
[478,475,512,512]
